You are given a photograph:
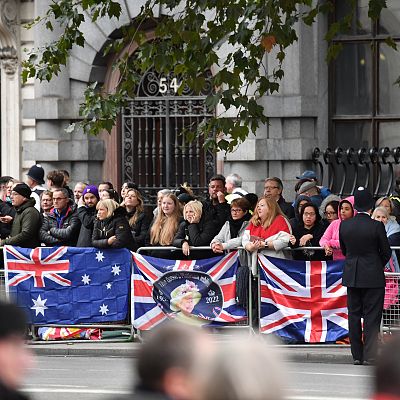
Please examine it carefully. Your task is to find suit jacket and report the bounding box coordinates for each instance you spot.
[339,213,391,288]
[277,196,294,219]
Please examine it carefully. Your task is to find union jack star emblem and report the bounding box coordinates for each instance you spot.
[5,246,71,288]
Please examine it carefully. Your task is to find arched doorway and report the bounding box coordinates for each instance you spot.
[121,70,216,205]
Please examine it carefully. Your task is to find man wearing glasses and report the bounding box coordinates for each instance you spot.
[0,183,40,248]
[39,188,81,246]
[263,177,294,218]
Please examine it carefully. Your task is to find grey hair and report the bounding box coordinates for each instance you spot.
[194,336,285,400]
[372,206,390,220]
[53,188,69,198]
[226,173,242,188]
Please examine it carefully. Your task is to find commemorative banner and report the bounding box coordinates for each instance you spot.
[131,251,247,329]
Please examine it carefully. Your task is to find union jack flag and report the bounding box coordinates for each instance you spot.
[5,246,71,287]
[259,254,348,343]
[132,251,247,330]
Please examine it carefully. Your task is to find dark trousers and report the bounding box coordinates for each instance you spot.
[347,287,384,362]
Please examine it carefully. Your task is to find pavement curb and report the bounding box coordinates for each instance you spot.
[28,342,141,358]
[288,351,353,364]
[28,342,353,364]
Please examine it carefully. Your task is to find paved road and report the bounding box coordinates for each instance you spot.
[23,356,374,400]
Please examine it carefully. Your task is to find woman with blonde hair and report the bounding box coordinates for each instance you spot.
[372,206,400,271]
[124,188,150,250]
[148,193,182,247]
[173,199,217,259]
[92,199,134,250]
[242,197,292,272]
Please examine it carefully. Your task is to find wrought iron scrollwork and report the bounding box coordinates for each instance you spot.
[312,146,400,197]
[123,69,215,207]
[136,69,213,98]
[312,148,323,184]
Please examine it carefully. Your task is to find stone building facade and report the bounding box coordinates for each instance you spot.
[1,1,399,202]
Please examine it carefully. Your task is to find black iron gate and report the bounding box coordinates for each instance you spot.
[122,71,215,206]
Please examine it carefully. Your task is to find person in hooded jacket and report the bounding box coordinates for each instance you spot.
[124,188,151,251]
[92,199,134,250]
[320,198,340,227]
[76,185,99,247]
[320,196,356,260]
[289,202,328,261]
[173,200,217,259]
[289,195,311,232]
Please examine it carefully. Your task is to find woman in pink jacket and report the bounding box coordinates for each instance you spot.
[319,196,356,260]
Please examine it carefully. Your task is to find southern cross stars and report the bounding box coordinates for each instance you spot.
[99,304,109,315]
[95,251,105,262]
[111,264,121,276]
[81,274,91,285]
[31,295,48,316]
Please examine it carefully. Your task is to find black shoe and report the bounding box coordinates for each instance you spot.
[363,359,375,366]
[353,360,362,365]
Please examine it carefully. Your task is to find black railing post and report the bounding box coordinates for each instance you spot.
[323,148,334,192]
[380,147,392,196]
[334,147,346,197]
[312,147,324,185]
[346,148,357,195]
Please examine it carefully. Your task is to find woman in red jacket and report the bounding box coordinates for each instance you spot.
[242,197,292,273]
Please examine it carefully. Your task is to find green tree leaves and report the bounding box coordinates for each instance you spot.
[22,0,387,152]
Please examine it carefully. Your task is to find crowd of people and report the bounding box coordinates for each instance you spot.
[0,166,400,268]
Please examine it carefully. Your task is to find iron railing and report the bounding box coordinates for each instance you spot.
[312,146,400,197]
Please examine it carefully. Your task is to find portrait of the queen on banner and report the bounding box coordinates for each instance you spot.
[152,271,223,325]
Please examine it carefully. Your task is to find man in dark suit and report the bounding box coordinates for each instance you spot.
[339,187,392,365]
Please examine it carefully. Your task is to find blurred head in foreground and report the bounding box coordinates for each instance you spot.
[0,301,33,396]
[374,336,400,399]
[135,323,212,400]
[192,335,285,400]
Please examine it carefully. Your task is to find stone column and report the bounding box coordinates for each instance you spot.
[0,0,20,178]
[1,52,20,178]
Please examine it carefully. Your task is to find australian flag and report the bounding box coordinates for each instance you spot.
[132,251,247,330]
[4,246,131,324]
[259,254,349,343]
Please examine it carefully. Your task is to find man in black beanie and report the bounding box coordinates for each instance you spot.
[0,183,41,248]
[0,301,32,400]
[339,187,392,365]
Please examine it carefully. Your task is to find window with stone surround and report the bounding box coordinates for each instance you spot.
[330,0,400,151]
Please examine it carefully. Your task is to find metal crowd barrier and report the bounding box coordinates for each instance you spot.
[0,267,5,301]
[382,272,400,334]
[2,245,400,340]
